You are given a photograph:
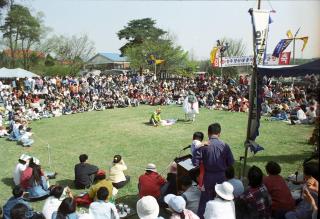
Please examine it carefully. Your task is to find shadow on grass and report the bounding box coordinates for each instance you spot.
[55,179,76,189]
[246,151,312,164]
[1,177,14,188]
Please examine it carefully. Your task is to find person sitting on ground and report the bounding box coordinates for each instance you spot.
[9,203,34,219]
[89,187,119,219]
[0,125,9,137]
[136,196,164,219]
[204,182,236,219]
[138,163,166,199]
[263,161,295,219]
[225,166,244,198]
[42,186,73,219]
[74,154,99,189]
[9,124,23,141]
[88,170,113,201]
[3,186,33,219]
[150,108,162,126]
[164,194,199,219]
[302,177,318,219]
[19,127,34,147]
[190,132,204,157]
[240,165,272,219]
[180,175,201,215]
[285,161,319,219]
[109,155,130,189]
[51,197,78,219]
[13,154,31,186]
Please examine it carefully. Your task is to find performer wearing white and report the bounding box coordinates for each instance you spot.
[183,91,199,122]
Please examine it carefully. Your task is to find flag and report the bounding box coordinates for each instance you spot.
[248,140,264,154]
[297,36,308,51]
[278,52,291,65]
[286,30,293,39]
[251,9,271,65]
[272,39,292,57]
[210,47,219,66]
[155,59,165,64]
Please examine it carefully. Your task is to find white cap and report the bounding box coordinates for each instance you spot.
[145,163,157,172]
[32,157,40,165]
[136,196,159,219]
[215,182,234,201]
[19,154,31,162]
[164,194,186,213]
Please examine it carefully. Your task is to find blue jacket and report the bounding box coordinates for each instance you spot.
[3,197,33,219]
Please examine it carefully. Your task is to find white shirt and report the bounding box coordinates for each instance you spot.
[204,198,236,219]
[42,196,62,219]
[89,201,119,219]
[297,109,307,120]
[13,163,27,185]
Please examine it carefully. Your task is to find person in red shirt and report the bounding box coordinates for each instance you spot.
[263,161,295,219]
[138,163,166,199]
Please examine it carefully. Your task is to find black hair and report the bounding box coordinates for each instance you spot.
[113,155,122,164]
[26,127,32,132]
[31,165,42,185]
[10,203,31,219]
[225,166,235,179]
[50,185,64,199]
[56,198,76,219]
[208,123,221,135]
[180,175,192,187]
[265,161,281,175]
[193,132,204,141]
[96,187,109,201]
[12,186,24,198]
[31,212,45,219]
[79,154,88,163]
[19,125,24,130]
[248,166,263,188]
[303,161,319,181]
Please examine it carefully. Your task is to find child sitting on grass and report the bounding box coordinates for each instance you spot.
[20,127,34,147]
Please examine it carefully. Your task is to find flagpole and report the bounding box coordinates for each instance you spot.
[242,0,261,179]
[292,38,296,64]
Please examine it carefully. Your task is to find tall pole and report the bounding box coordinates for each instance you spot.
[220,54,223,80]
[292,38,296,64]
[154,62,157,80]
[242,0,261,178]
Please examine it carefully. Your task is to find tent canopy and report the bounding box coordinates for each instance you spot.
[258,59,320,77]
[0,67,40,78]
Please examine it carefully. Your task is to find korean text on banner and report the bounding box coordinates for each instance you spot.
[272,39,292,57]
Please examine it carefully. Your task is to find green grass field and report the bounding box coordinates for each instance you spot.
[0,105,314,213]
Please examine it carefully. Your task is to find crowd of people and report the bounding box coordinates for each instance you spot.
[1,122,318,219]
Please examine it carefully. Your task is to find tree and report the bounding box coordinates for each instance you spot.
[0,4,42,69]
[117,18,166,55]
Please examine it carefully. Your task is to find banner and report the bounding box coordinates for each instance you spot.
[297,36,308,51]
[210,47,219,67]
[251,9,271,65]
[278,52,291,65]
[272,39,292,57]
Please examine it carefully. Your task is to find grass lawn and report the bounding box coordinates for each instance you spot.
[0,105,314,215]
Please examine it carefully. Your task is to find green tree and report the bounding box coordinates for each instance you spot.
[44,54,55,66]
[0,4,42,69]
[117,18,166,55]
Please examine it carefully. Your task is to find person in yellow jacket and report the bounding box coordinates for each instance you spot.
[150,108,162,126]
[88,170,113,201]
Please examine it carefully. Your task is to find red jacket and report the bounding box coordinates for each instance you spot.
[138,172,166,199]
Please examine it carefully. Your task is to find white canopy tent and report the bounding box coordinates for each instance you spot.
[0,67,40,78]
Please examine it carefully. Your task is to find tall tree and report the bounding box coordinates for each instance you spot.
[117,18,166,55]
[0,4,42,69]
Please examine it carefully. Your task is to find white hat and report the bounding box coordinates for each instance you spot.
[145,163,157,172]
[164,194,186,213]
[215,182,234,201]
[32,157,40,165]
[136,196,159,219]
[19,154,31,162]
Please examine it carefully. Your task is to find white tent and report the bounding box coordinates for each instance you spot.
[0,67,40,78]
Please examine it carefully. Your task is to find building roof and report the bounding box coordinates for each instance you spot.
[99,52,128,62]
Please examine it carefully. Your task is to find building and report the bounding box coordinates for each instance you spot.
[86,52,130,70]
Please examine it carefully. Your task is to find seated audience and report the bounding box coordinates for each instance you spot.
[302,179,318,219]
[88,170,113,201]
[180,175,201,215]
[89,187,119,219]
[52,197,77,219]
[136,196,164,219]
[3,186,33,219]
[74,154,98,189]
[240,166,272,219]
[225,166,244,198]
[138,163,166,199]
[204,182,236,219]
[109,155,130,189]
[13,154,31,186]
[164,194,199,219]
[42,186,72,219]
[10,203,34,219]
[19,127,34,147]
[263,161,295,218]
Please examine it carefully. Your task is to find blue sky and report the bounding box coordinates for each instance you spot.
[25,0,320,60]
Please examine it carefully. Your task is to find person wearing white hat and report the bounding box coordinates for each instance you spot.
[203,182,236,219]
[13,154,31,186]
[138,164,166,199]
[164,194,199,219]
[136,196,164,219]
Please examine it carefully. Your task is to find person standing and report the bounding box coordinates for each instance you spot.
[192,123,234,218]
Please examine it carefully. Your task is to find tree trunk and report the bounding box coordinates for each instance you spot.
[139,66,143,76]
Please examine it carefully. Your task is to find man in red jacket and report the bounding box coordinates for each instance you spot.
[138,163,166,199]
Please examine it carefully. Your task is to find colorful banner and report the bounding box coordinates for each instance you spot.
[278,52,291,65]
[272,39,292,57]
[210,47,219,67]
[297,36,308,51]
[252,9,271,65]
